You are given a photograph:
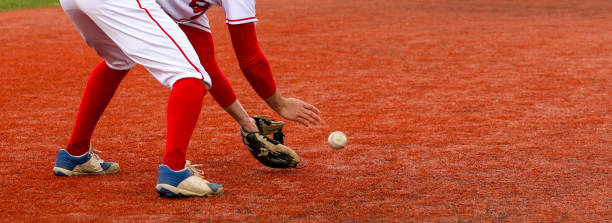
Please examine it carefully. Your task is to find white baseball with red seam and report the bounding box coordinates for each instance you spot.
[328,131,347,150]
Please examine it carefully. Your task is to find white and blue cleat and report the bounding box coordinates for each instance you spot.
[156,161,223,198]
[53,146,120,176]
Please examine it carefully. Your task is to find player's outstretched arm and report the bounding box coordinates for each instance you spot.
[228,23,322,127]
[227,22,277,100]
[223,100,259,132]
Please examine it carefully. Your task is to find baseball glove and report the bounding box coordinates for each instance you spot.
[256,115,285,144]
[241,116,300,168]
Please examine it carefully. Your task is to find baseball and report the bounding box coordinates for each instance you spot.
[328,131,347,150]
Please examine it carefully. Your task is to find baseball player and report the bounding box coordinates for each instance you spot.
[53,0,223,197]
[53,0,320,198]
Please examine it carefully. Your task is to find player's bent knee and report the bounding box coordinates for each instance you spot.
[172,77,209,92]
[105,60,135,71]
[163,73,211,90]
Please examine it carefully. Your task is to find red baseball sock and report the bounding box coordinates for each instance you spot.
[66,61,128,156]
[163,78,207,171]
[180,24,237,108]
[228,22,277,99]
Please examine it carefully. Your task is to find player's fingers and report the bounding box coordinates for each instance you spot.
[301,108,321,124]
[303,103,321,114]
[304,106,321,122]
[295,116,310,127]
[298,111,319,127]
[306,105,325,123]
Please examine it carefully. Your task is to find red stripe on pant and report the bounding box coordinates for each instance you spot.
[135,0,205,80]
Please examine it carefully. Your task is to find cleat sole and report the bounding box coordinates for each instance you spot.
[155,184,222,198]
[157,187,183,198]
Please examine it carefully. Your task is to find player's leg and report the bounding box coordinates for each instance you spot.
[163,77,205,170]
[159,77,222,197]
[54,0,135,176]
[74,0,221,196]
[66,61,129,156]
[61,0,134,156]
[76,0,207,168]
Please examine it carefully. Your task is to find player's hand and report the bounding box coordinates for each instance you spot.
[265,91,322,127]
[276,97,322,127]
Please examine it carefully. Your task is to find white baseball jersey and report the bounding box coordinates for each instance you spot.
[61,0,211,89]
[157,0,258,33]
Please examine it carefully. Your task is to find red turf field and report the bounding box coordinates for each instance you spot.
[0,0,611,222]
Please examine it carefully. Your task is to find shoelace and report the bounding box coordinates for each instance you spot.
[185,161,204,178]
[89,147,106,164]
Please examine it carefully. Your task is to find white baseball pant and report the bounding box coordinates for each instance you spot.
[60,0,212,88]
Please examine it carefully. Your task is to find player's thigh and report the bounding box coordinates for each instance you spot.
[60,0,135,70]
[75,0,211,88]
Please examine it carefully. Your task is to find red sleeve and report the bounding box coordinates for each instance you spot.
[180,24,237,108]
[227,22,277,99]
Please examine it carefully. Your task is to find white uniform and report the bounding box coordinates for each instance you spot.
[157,0,257,33]
[60,0,211,88]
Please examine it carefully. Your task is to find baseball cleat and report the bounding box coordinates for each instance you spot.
[52,146,120,176]
[155,161,223,198]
